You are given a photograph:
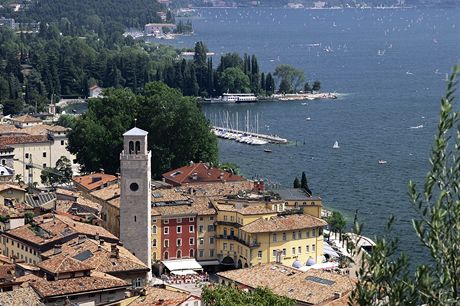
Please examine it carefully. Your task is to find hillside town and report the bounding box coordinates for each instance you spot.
[0,113,359,305]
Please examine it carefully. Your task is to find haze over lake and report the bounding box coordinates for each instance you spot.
[156,7,460,265]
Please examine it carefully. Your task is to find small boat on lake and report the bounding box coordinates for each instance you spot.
[264,149,272,153]
[332,141,340,149]
[378,160,387,164]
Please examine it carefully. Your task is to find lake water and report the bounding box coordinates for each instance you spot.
[156,7,460,265]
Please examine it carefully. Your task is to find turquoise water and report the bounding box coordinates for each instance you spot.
[157,7,460,265]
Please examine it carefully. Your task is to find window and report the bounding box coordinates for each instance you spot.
[199,250,204,257]
[189,217,194,222]
[153,225,157,234]
[282,248,286,256]
[199,225,203,233]
[224,215,228,221]
[189,238,194,245]
[1,160,5,166]
[134,216,137,222]
[164,251,169,259]
[177,226,182,233]
[61,140,65,145]
[292,247,296,255]
[312,244,316,251]
[230,216,234,222]
[292,232,296,240]
[190,249,194,257]
[306,245,310,252]
[177,218,182,223]
[177,239,182,246]
[199,238,204,245]
[273,233,277,242]
[223,228,227,237]
[164,219,169,224]
[298,246,302,254]
[135,141,141,154]
[130,183,139,192]
[223,243,227,250]
[153,239,157,247]
[25,153,29,159]
[210,216,214,221]
[189,225,194,233]
[199,217,203,221]
[133,278,143,288]
[306,230,310,238]
[164,240,169,248]
[229,244,234,251]
[208,225,215,231]
[282,233,286,241]
[210,249,214,257]
[42,152,46,158]
[209,237,214,244]
[312,229,316,237]
[258,251,262,259]
[298,231,302,239]
[273,250,277,257]
[164,227,169,235]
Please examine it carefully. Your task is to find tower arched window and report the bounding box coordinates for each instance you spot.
[177,249,181,258]
[135,141,141,154]
[164,251,169,259]
[129,141,134,154]
[153,239,157,247]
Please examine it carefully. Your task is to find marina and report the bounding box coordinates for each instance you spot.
[212,126,288,145]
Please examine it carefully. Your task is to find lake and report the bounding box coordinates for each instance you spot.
[152,7,460,266]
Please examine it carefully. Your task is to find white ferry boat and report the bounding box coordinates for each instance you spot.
[206,93,258,103]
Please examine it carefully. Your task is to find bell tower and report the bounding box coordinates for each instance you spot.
[120,127,152,281]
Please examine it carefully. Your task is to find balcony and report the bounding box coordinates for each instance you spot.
[215,221,241,228]
[216,235,260,248]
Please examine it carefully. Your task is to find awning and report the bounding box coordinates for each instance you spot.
[171,270,197,276]
[198,260,220,266]
[323,241,340,258]
[162,258,203,272]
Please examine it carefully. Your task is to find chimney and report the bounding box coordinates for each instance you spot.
[95,233,100,241]
[110,244,119,258]
[78,235,86,244]
[54,244,62,255]
[191,172,198,180]
[99,239,104,245]
[334,292,342,299]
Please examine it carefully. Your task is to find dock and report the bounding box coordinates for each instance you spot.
[212,126,288,144]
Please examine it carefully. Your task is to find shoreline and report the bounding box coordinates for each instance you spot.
[199,92,339,103]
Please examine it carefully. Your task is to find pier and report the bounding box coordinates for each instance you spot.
[212,126,288,144]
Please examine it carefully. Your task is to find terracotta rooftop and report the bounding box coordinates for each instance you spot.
[184,180,254,197]
[218,263,355,305]
[214,201,276,215]
[163,163,246,186]
[240,214,327,233]
[4,213,117,247]
[0,264,15,282]
[0,135,49,146]
[0,123,67,136]
[0,286,43,306]
[41,237,149,274]
[37,253,93,275]
[0,183,26,193]
[11,115,42,123]
[73,173,117,192]
[90,183,120,201]
[130,286,193,306]
[30,273,128,298]
[152,196,216,217]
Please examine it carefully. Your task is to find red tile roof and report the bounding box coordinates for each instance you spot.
[0,135,49,146]
[37,254,93,275]
[73,173,117,192]
[11,115,42,123]
[163,163,245,186]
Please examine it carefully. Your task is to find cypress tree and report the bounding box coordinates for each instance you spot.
[293,177,301,188]
[301,172,312,195]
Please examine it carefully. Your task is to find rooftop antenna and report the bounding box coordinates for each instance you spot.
[134,118,137,127]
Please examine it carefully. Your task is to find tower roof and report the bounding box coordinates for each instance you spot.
[123,127,148,136]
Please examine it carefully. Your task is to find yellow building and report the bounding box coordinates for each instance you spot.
[213,200,327,269]
[271,188,323,218]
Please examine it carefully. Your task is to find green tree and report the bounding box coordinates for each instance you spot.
[279,79,291,94]
[40,156,73,187]
[293,177,300,188]
[326,211,346,241]
[351,66,460,306]
[202,285,294,306]
[304,82,312,93]
[68,82,218,178]
[300,171,312,195]
[312,80,321,92]
[220,67,251,93]
[274,64,305,93]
